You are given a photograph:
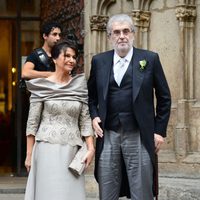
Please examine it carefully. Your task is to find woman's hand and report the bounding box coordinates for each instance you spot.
[25,154,32,173]
[82,149,95,168]
[25,135,35,172]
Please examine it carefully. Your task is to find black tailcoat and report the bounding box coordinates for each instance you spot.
[88,47,171,197]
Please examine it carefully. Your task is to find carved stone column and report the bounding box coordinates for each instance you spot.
[175,3,196,158]
[90,15,109,52]
[83,14,108,77]
[131,10,151,49]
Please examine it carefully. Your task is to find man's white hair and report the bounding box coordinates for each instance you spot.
[106,14,135,36]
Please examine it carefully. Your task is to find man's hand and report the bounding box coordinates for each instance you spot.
[154,133,165,153]
[92,117,103,138]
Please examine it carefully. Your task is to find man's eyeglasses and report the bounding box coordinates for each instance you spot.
[111,28,133,37]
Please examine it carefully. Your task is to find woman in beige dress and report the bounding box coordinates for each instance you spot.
[24,40,95,200]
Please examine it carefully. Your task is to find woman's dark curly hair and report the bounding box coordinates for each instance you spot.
[51,39,78,60]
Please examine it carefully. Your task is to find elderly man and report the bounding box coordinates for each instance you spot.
[88,14,171,200]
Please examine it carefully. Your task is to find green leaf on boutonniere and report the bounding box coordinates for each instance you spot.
[139,60,147,71]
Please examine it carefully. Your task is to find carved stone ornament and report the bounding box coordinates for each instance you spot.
[132,10,151,28]
[90,15,109,31]
[175,5,196,22]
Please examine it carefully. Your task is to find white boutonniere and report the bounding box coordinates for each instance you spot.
[139,60,147,71]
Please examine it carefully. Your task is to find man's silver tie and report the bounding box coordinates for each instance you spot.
[114,58,126,86]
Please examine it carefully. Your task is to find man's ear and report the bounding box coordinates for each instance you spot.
[107,34,111,41]
[43,33,47,40]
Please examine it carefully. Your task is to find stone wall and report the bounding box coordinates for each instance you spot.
[84,0,200,179]
[40,0,84,73]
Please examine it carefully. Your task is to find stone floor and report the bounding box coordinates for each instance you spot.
[1,175,200,200]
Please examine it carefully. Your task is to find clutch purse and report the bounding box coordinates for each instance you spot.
[68,142,87,176]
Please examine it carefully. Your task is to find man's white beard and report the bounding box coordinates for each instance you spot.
[112,40,134,56]
[117,45,130,53]
[114,43,131,56]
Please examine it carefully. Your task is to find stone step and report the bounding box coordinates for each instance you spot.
[0,194,25,200]
[159,176,200,200]
[86,175,200,200]
[1,175,200,200]
[0,194,99,200]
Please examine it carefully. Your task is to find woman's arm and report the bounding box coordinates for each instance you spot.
[85,135,95,152]
[25,135,35,172]
[84,135,95,168]
[25,101,43,172]
[79,103,95,168]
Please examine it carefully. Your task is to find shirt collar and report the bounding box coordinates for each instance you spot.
[113,47,133,65]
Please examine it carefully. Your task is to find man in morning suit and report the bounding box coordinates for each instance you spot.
[88,14,171,200]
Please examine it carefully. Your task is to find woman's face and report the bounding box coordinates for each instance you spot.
[55,47,76,73]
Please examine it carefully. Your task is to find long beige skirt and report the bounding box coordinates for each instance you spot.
[24,141,86,200]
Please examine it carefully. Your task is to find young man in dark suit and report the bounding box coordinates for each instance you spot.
[88,14,171,200]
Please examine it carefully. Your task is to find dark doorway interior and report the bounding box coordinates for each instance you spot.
[0,0,40,176]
